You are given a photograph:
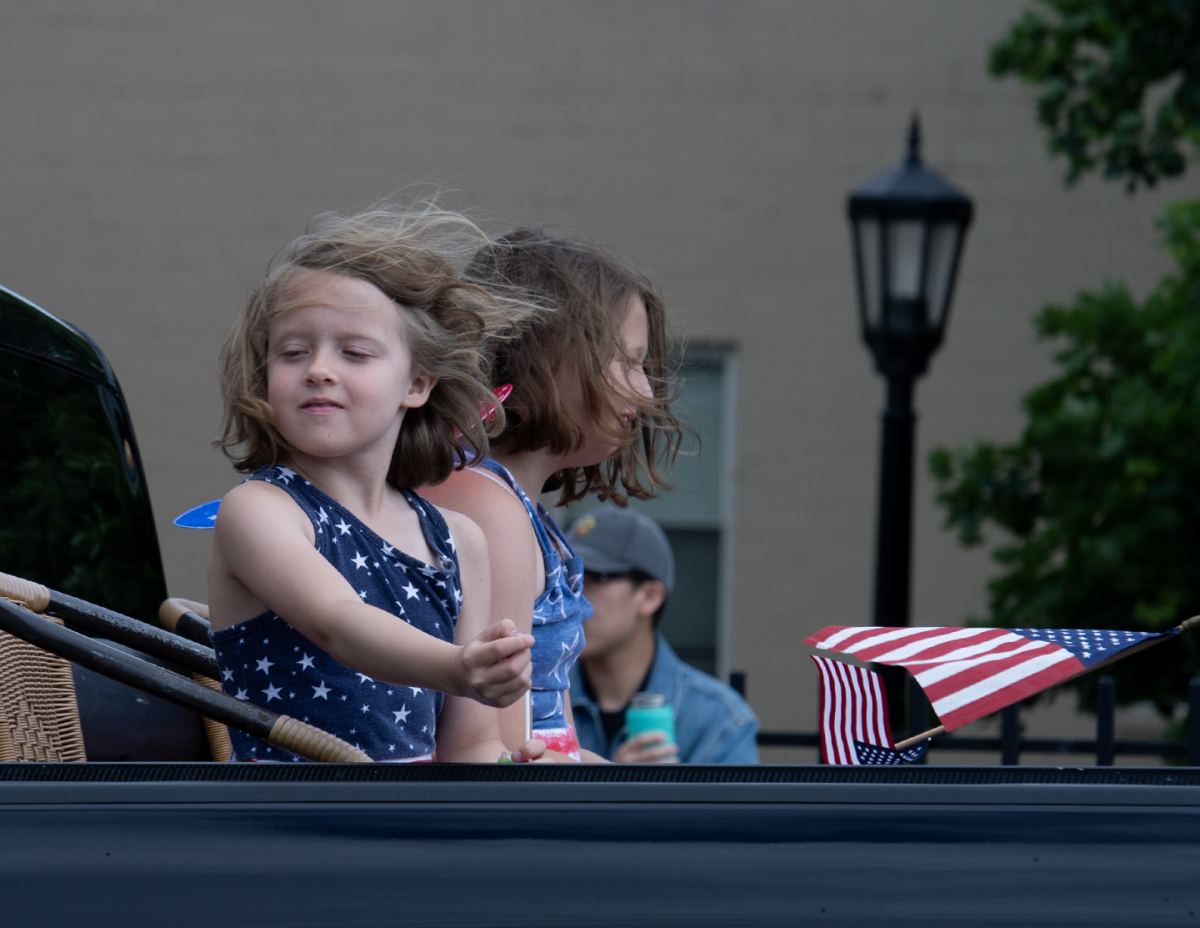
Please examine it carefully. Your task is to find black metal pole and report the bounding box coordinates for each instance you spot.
[1096,676,1116,766]
[873,373,917,728]
[1001,703,1021,765]
[1189,677,1200,767]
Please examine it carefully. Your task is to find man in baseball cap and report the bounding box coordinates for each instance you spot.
[567,506,758,763]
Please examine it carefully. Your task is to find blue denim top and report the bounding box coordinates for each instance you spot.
[211,465,460,762]
[570,634,760,764]
[472,458,591,732]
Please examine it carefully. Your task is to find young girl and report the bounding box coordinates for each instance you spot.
[207,207,542,763]
[421,228,682,760]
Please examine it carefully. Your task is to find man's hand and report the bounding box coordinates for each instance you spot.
[614,731,679,764]
[459,620,534,707]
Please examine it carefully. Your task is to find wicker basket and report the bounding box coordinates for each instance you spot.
[0,617,87,762]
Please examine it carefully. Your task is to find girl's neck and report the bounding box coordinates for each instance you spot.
[282,452,394,518]
[488,448,564,500]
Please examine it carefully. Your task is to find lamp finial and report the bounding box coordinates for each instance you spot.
[907,112,921,164]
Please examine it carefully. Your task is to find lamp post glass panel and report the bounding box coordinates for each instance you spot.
[847,116,973,733]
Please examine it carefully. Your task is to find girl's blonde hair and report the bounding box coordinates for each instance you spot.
[466,226,683,506]
[217,205,527,488]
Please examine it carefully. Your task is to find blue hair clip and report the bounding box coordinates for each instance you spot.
[173,499,221,529]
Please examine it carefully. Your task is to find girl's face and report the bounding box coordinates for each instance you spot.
[266,270,435,466]
[562,293,653,467]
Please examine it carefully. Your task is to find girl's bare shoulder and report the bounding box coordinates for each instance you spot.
[216,478,314,542]
[421,468,528,531]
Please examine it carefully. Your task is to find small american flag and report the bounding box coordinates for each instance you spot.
[811,656,928,765]
[806,625,1180,732]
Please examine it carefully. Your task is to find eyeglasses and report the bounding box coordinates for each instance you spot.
[582,570,652,586]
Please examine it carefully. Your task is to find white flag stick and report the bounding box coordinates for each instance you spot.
[524,689,532,743]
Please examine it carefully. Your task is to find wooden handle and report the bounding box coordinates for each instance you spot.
[159,598,214,647]
[0,571,50,613]
[269,716,372,763]
[894,726,944,750]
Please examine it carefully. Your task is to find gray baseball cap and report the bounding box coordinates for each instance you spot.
[566,506,675,593]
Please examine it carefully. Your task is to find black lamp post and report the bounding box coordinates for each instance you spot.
[847,116,973,731]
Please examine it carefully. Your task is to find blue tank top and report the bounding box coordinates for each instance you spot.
[211,464,460,762]
[472,458,591,733]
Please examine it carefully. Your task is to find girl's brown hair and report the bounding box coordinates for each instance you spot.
[217,205,529,488]
[467,227,683,506]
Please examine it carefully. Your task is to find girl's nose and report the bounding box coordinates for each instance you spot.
[304,348,338,384]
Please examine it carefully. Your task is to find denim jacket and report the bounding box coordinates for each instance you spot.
[570,634,759,763]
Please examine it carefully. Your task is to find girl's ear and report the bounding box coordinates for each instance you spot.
[401,371,438,409]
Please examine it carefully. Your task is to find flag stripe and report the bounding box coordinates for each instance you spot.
[930,648,1078,718]
[914,640,1057,686]
[812,655,901,765]
[869,628,1008,663]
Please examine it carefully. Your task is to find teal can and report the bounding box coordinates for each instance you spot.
[625,692,676,744]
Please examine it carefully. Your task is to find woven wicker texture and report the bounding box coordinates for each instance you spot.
[268,715,372,763]
[0,573,50,614]
[192,673,233,762]
[0,617,86,763]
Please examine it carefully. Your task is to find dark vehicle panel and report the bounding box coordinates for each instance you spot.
[0,285,166,623]
[1,764,1198,927]
[0,286,206,759]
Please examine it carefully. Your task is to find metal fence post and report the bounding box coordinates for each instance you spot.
[907,674,929,765]
[1096,676,1116,766]
[1189,678,1200,767]
[1001,703,1020,765]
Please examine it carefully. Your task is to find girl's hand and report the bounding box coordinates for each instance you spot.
[459,620,534,707]
[510,738,548,763]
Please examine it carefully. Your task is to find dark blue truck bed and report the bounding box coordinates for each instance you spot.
[2,763,1198,927]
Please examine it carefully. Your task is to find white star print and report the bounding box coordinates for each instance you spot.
[419,563,437,578]
[410,687,423,696]
[255,656,274,674]
[358,590,367,601]
[235,688,248,701]
[318,507,330,524]
[361,704,369,714]
[445,534,455,552]
[352,552,368,570]
[263,684,282,702]
[312,682,330,699]
[356,673,373,684]
[221,668,233,681]
[394,705,410,723]
[402,582,419,600]
[382,544,395,557]
[276,466,296,484]
[335,520,351,535]
[298,654,315,670]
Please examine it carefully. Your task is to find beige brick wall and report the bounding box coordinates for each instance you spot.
[0,2,1187,746]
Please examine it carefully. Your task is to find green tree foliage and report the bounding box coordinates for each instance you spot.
[990,0,1200,190]
[930,201,1200,713]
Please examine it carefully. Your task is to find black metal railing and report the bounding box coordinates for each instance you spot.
[744,674,1200,766]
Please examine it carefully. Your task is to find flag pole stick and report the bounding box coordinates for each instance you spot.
[893,615,1200,752]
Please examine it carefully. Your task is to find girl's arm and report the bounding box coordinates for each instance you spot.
[434,510,542,762]
[421,471,543,750]
[209,480,533,707]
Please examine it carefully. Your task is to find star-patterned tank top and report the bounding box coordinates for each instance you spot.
[470,458,591,744]
[211,464,461,763]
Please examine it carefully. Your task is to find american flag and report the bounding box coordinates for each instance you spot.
[811,655,928,765]
[806,625,1180,732]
